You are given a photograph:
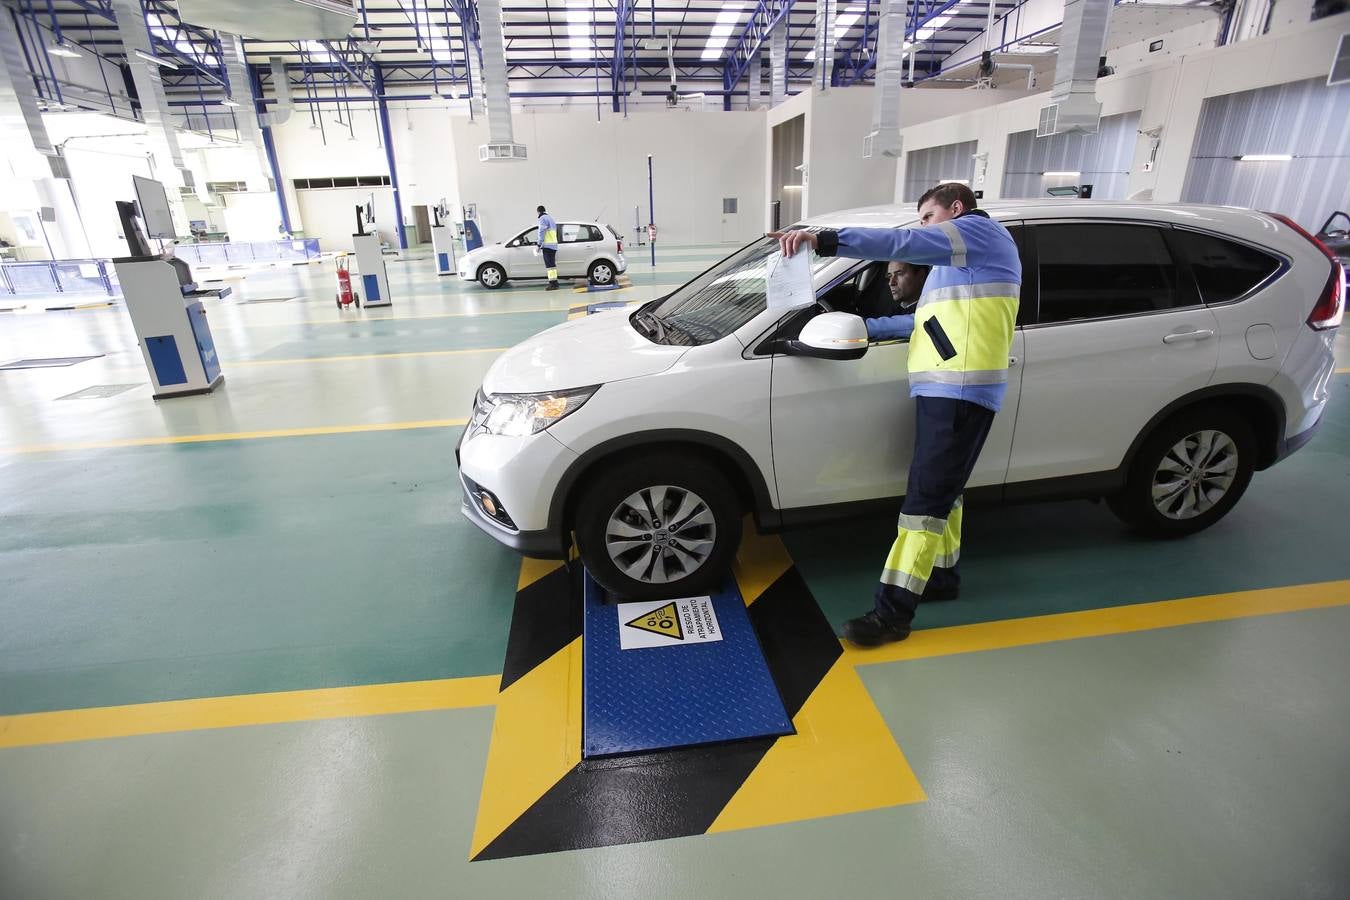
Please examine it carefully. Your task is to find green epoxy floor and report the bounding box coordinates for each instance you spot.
[2,245,1349,897]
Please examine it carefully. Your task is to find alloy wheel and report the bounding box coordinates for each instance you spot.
[604,485,717,584]
[1151,429,1239,520]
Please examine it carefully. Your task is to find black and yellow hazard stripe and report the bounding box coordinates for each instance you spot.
[469,529,924,860]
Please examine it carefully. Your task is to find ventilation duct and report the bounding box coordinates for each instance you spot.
[769,24,787,107]
[258,57,293,127]
[112,0,189,185]
[863,0,906,158]
[813,0,837,91]
[1040,0,1111,135]
[0,10,55,179]
[476,0,526,161]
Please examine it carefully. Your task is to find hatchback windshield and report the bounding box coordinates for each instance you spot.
[639,238,834,345]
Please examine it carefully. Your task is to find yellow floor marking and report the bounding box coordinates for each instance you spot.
[232,347,508,366]
[469,638,583,857]
[846,578,1350,667]
[1336,367,1349,374]
[708,660,925,833]
[0,676,499,750]
[3,579,1345,754]
[4,418,467,454]
[237,306,568,328]
[517,557,565,591]
[732,522,795,606]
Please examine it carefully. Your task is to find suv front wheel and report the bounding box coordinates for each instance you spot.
[575,453,742,601]
[1107,407,1256,538]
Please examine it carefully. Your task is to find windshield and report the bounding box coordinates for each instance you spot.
[641,238,833,345]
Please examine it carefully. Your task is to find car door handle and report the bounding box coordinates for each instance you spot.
[1162,329,1215,344]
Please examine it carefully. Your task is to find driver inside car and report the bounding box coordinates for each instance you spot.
[864,260,931,340]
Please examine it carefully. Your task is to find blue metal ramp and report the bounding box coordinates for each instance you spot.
[582,572,793,758]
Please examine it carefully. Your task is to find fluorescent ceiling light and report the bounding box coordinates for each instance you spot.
[1011,41,1058,54]
[701,5,746,61]
[567,1,595,61]
[221,98,241,108]
[782,184,804,190]
[49,40,82,59]
[941,178,970,184]
[303,40,332,61]
[134,48,179,69]
[1043,171,1081,177]
[915,13,952,41]
[1236,153,1292,161]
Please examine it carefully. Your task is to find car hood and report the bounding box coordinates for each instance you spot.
[483,309,686,394]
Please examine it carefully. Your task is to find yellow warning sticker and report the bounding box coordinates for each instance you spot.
[618,597,722,650]
[624,601,684,641]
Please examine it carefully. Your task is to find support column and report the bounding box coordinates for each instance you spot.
[373,65,407,250]
[770,24,787,107]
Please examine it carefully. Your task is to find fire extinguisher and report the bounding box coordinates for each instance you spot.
[335,256,360,309]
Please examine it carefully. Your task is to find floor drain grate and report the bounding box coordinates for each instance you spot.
[55,383,141,400]
[0,355,104,370]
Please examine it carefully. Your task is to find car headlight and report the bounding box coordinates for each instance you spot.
[478,386,598,437]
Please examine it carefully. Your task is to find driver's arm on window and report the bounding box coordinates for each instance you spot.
[864,313,914,342]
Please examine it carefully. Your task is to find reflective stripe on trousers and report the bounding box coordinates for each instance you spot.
[880,497,963,595]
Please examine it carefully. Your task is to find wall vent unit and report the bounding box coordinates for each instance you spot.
[47,155,71,179]
[1036,104,1059,138]
[479,142,528,162]
[205,180,247,194]
[292,176,391,190]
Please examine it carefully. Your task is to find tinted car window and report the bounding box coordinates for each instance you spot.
[1036,224,1182,324]
[513,227,539,246]
[1171,229,1280,303]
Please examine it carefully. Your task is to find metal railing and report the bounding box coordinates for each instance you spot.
[0,259,117,298]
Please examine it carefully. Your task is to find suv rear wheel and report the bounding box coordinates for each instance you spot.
[575,453,742,601]
[1107,407,1256,537]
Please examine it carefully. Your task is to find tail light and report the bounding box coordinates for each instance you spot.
[617,239,624,254]
[1264,212,1344,330]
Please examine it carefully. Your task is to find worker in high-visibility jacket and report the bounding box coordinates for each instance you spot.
[537,205,560,291]
[774,182,1021,647]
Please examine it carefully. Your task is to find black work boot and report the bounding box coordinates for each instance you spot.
[842,611,911,647]
[546,281,560,291]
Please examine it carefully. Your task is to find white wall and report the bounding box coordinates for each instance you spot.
[450,109,766,246]
[890,12,1350,205]
[767,85,1036,225]
[294,187,397,252]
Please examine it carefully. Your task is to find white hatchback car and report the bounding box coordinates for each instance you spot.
[458,220,627,289]
[456,201,1343,600]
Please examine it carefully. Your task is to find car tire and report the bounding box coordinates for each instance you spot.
[1107,406,1256,538]
[588,260,615,286]
[574,453,742,601]
[478,263,506,289]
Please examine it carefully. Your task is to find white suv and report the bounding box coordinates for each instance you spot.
[458,220,627,289]
[456,201,1343,600]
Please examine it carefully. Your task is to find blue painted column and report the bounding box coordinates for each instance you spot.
[248,64,293,234]
[373,65,408,250]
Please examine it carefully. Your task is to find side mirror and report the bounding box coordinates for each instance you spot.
[786,311,869,360]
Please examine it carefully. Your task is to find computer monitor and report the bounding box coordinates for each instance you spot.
[132,175,176,239]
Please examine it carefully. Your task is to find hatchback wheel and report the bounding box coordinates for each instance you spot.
[478,263,506,289]
[1107,407,1255,537]
[575,453,742,601]
[588,260,615,286]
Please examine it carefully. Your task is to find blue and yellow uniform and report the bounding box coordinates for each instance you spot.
[815,210,1021,631]
[538,211,559,287]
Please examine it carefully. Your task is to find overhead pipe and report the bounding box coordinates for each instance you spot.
[258,57,293,126]
[476,0,524,155]
[1045,0,1112,133]
[862,0,905,158]
[111,0,188,187]
[813,0,837,92]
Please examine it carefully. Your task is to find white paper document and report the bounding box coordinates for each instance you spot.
[766,249,814,311]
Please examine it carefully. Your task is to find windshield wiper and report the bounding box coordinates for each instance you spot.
[633,309,668,342]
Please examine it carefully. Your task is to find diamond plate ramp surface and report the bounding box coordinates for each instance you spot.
[582,572,793,758]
